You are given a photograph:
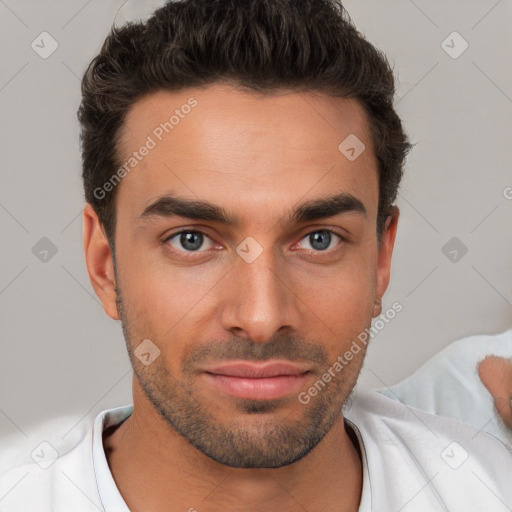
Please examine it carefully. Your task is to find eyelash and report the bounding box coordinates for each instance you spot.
[162,228,346,257]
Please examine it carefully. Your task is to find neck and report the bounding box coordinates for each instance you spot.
[103,381,363,512]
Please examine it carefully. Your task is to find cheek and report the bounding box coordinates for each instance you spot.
[116,254,216,357]
[114,246,173,335]
[311,279,374,340]
[293,253,376,333]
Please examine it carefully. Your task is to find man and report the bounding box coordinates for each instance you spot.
[1,1,511,511]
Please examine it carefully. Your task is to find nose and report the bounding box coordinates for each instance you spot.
[218,244,301,343]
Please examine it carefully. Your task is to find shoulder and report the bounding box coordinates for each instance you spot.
[376,328,512,445]
[386,328,512,386]
[345,389,512,511]
[0,411,101,512]
[435,328,512,364]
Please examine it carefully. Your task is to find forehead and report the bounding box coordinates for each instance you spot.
[115,83,379,228]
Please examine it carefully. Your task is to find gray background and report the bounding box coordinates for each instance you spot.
[0,0,511,439]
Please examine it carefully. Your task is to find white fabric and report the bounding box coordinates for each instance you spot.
[378,328,512,448]
[1,390,512,511]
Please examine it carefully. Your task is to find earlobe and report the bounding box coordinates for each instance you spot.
[372,297,382,318]
[83,203,119,320]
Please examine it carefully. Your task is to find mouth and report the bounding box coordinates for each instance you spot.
[201,360,311,400]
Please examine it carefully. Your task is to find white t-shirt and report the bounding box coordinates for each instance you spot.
[1,390,511,512]
[378,328,512,448]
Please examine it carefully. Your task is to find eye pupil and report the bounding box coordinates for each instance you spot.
[310,230,331,250]
[181,232,203,251]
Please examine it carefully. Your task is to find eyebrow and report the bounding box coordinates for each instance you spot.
[137,192,367,227]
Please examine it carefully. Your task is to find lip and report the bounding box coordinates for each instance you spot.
[202,360,311,378]
[203,373,309,400]
[201,360,311,400]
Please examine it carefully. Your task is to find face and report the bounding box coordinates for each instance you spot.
[84,83,398,469]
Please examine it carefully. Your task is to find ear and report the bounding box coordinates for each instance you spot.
[83,203,119,320]
[373,206,399,317]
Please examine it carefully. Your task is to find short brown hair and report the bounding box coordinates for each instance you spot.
[78,0,413,252]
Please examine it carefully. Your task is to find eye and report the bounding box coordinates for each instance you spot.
[296,229,343,252]
[164,230,216,253]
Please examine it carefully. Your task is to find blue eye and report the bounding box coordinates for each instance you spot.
[163,228,344,257]
[165,231,215,252]
[297,230,342,251]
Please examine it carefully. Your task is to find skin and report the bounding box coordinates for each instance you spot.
[478,356,512,428]
[83,83,399,512]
